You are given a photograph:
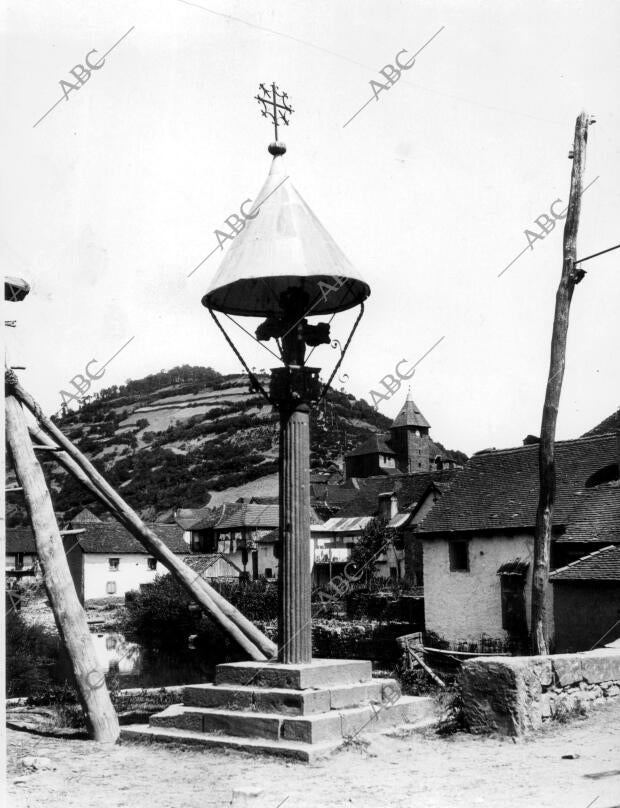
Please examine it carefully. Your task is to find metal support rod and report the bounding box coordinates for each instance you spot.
[575,243,620,264]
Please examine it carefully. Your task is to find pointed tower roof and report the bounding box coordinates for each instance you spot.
[203,147,370,317]
[391,389,431,430]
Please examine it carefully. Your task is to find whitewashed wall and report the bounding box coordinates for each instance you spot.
[422,533,554,644]
[83,553,163,600]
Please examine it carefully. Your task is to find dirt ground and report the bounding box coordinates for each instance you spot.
[5,701,620,808]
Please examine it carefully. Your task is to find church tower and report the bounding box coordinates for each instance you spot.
[389,389,431,473]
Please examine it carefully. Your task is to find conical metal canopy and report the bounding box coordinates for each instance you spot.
[202,150,370,317]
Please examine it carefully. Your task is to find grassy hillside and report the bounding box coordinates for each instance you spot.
[6,365,466,526]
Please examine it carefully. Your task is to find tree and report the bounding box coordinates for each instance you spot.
[348,517,393,583]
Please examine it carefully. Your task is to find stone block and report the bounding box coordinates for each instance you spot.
[150,705,203,732]
[254,688,330,715]
[120,725,343,762]
[185,684,330,715]
[329,681,383,710]
[579,651,620,685]
[281,712,342,744]
[184,685,253,711]
[551,655,584,687]
[215,659,372,690]
[199,709,281,741]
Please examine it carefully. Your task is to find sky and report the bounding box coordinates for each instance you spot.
[3,0,619,456]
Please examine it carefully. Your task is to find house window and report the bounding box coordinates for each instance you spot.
[449,540,469,572]
[106,581,117,594]
[15,552,24,570]
[389,566,397,580]
[265,568,273,578]
[147,558,157,571]
[108,558,120,571]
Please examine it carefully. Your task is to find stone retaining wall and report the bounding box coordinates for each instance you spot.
[460,649,620,735]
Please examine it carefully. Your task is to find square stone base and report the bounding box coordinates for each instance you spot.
[121,658,439,759]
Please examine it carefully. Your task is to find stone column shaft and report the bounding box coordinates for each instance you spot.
[278,403,312,663]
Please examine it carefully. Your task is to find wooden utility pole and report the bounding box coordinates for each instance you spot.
[531,111,592,655]
[5,393,120,742]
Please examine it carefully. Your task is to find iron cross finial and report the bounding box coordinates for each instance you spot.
[255,83,294,142]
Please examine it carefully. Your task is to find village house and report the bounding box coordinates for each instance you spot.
[416,429,620,650]
[179,501,322,581]
[5,526,40,580]
[62,510,188,601]
[550,543,620,652]
[310,469,461,588]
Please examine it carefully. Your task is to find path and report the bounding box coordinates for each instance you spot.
[6,701,620,808]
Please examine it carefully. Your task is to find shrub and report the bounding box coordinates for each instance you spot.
[122,575,271,663]
[212,579,278,622]
[122,575,197,653]
[6,611,60,697]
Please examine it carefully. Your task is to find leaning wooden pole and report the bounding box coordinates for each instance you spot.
[531,111,591,655]
[26,420,276,660]
[5,393,120,742]
[16,382,276,659]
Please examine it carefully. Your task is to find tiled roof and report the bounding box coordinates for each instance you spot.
[215,503,279,530]
[190,504,229,531]
[418,433,618,535]
[336,470,461,518]
[71,523,187,554]
[555,482,620,544]
[191,502,322,532]
[550,545,620,582]
[175,507,213,530]
[582,412,619,437]
[6,527,37,554]
[391,392,431,430]
[346,433,396,458]
[311,516,373,533]
[71,508,102,524]
[181,553,243,575]
[325,487,359,506]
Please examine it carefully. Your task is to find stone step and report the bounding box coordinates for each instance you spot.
[215,658,372,690]
[120,724,342,762]
[149,696,438,744]
[183,679,393,715]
